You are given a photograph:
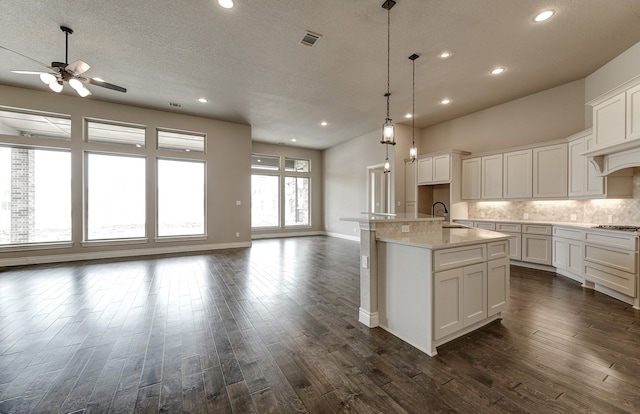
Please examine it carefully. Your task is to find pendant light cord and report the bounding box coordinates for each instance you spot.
[411,58,415,146]
[386,6,391,119]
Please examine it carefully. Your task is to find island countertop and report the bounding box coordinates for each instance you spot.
[341,212,444,223]
[377,227,511,250]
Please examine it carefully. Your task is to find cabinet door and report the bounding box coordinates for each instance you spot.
[481,154,503,199]
[626,84,640,141]
[568,138,585,197]
[522,234,552,265]
[505,232,521,261]
[434,268,463,340]
[417,157,433,184]
[487,258,509,316]
[533,144,567,198]
[593,92,626,148]
[567,240,583,275]
[462,158,481,200]
[432,154,450,183]
[584,134,605,196]
[474,222,496,231]
[405,161,417,202]
[552,237,568,270]
[503,149,532,199]
[463,263,487,327]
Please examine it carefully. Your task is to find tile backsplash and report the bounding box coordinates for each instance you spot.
[468,168,640,225]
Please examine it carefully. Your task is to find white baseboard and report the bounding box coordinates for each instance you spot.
[251,230,326,240]
[510,260,556,273]
[0,241,252,267]
[326,232,360,242]
[358,307,379,327]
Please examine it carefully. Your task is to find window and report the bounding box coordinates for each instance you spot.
[86,119,146,147]
[251,154,280,170]
[284,157,310,172]
[157,129,205,153]
[251,153,312,230]
[0,147,71,245]
[86,153,146,240]
[251,175,279,227]
[285,176,309,226]
[0,107,71,140]
[157,159,205,237]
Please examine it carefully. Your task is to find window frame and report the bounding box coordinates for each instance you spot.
[84,118,147,148]
[156,127,206,154]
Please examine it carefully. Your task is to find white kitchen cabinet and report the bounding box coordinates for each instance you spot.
[481,154,503,199]
[533,143,567,198]
[474,221,496,231]
[405,161,417,203]
[417,153,450,185]
[552,238,583,275]
[568,133,604,197]
[522,234,552,265]
[462,158,481,200]
[503,149,532,199]
[487,257,509,316]
[593,92,626,148]
[434,262,487,340]
[627,83,640,141]
[417,157,433,184]
[496,223,522,261]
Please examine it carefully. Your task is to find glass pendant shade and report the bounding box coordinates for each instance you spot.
[49,81,63,93]
[382,119,395,144]
[383,156,391,173]
[409,145,417,162]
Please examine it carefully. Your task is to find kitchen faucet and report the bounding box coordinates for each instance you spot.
[431,201,448,217]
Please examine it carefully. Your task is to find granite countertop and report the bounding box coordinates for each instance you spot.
[377,227,511,250]
[341,212,444,223]
[455,218,639,235]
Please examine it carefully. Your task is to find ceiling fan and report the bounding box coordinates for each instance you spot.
[2,25,126,97]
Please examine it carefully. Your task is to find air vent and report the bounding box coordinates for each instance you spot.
[168,102,182,108]
[300,31,321,47]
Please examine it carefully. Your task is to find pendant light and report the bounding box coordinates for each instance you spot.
[409,53,419,162]
[380,0,396,145]
[383,145,391,173]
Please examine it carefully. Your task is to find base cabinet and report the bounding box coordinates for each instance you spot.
[488,258,510,316]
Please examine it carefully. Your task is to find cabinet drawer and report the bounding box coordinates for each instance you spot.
[584,231,638,251]
[496,223,521,233]
[553,226,584,241]
[434,244,487,272]
[474,222,496,231]
[584,243,637,274]
[584,261,636,297]
[488,240,508,260]
[522,224,552,235]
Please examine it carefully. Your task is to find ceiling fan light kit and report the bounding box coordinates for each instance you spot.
[7,25,126,97]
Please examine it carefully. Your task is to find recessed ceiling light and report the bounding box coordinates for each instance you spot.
[491,67,505,75]
[439,51,452,59]
[534,9,555,22]
[321,121,328,126]
[218,0,234,9]
[440,98,451,105]
[198,98,208,103]
[185,149,191,152]
[291,138,297,142]
[405,113,413,119]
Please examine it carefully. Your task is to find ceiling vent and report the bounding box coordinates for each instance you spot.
[300,31,321,47]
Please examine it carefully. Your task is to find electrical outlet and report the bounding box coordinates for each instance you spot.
[361,255,369,269]
[480,212,485,218]
[524,212,529,219]
[236,200,241,205]
[570,214,577,221]
[608,215,613,224]
[236,232,240,237]
[354,228,358,233]
[402,225,410,233]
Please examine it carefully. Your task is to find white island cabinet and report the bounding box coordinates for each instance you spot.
[377,228,510,356]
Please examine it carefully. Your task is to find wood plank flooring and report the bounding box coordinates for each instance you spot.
[0,236,639,413]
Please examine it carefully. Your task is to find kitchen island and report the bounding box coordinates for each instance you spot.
[342,214,511,356]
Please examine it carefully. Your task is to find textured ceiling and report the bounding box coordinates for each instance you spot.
[1,0,640,149]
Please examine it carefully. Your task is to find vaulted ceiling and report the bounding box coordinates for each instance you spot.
[2,0,640,149]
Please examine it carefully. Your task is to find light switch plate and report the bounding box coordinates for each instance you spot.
[570,214,577,221]
[361,255,369,269]
[236,200,241,205]
[402,225,410,233]
[524,213,529,219]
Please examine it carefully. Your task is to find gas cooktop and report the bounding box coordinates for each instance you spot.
[592,225,640,232]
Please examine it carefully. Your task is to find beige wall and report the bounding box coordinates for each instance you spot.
[250,142,324,236]
[0,84,252,265]
[585,41,640,105]
[419,79,586,155]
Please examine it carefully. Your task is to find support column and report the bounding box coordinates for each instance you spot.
[358,221,379,327]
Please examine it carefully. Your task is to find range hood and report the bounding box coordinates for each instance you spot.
[581,140,640,176]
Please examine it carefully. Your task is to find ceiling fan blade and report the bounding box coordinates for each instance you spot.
[0,45,51,69]
[66,59,91,75]
[88,77,127,93]
[11,70,51,75]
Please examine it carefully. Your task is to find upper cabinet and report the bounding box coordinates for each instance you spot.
[417,153,450,185]
[592,83,640,149]
[461,158,481,200]
[533,143,567,198]
[503,149,532,199]
[481,154,503,199]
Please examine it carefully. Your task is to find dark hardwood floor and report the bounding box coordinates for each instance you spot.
[1,236,639,413]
